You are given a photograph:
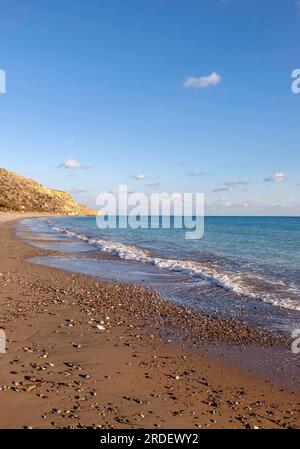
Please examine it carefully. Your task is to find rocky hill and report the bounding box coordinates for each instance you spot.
[0,167,96,215]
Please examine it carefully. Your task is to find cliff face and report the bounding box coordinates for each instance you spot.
[0,167,96,215]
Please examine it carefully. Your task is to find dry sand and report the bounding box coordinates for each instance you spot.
[0,214,299,429]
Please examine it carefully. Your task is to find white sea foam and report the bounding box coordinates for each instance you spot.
[52,227,300,312]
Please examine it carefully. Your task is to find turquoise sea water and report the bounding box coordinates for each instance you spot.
[18,216,300,333]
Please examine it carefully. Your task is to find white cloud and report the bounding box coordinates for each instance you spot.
[132,172,146,180]
[69,189,89,194]
[213,186,234,192]
[224,181,249,187]
[213,198,262,209]
[213,181,250,192]
[186,171,206,177]
[216,197,232,207]
[58,159,93,169]
[184,72,221,89]
[206,195,300,215]
[264,172,285,183]
[60,159,80,169]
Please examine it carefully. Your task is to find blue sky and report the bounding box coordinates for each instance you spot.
[0,0,299,215]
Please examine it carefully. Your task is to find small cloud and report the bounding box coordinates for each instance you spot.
[213,187,234,192]
[216,197,232,207]
[146,182,160,189]
[186,171,206,177]
[224,181,250,187]
[69,189,89,194]
[213,181,250,192]
[214,198,262,209]
[296,1,300,13]
[60,159,80,169]
[184,72,221,89]
[58,159,94,169]
[132,172,146,180]
[264,172,285,183]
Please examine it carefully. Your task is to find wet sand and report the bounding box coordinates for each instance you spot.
[0,214,299,429]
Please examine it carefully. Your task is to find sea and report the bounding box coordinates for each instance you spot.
[17,216,300,334]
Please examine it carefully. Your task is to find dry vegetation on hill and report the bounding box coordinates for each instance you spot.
[0,167,95,215]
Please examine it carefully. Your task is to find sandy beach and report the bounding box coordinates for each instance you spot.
[0,214,299,429]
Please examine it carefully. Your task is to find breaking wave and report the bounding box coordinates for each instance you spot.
[51,226,300,312]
